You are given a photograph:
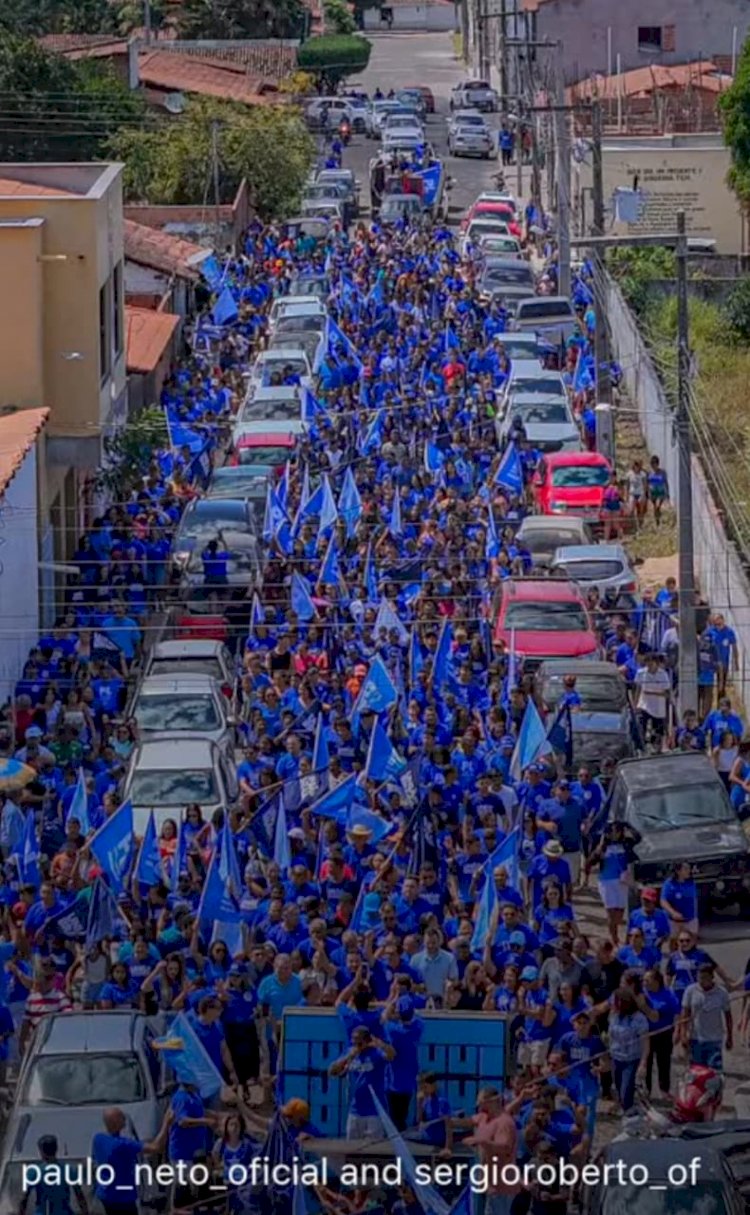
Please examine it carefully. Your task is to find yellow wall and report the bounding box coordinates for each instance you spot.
[0,221,44,409]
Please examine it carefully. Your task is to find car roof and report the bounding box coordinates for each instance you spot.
[553,544,629,562]
[508,393,569,407]
[134,737,218,768]
[510,359,554,375]
[544,451,610,467]
[136,674,218,696]
[599,1136,726,1180]
[517,515,589,533]
[153,639,225,659]
[255,346,309,360]
[501,578,584,603]
[248,386,300,401]
[185,497,248,520]
[236,431,296,448]
[615,752,721,791]
[517,294,572,308]
[538,659,624,678]
[35,1011,143,1056]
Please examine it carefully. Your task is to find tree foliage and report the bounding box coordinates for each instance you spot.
[109,98,315,220]
[607,246,676,318]
[175,0,306,40]
[0,34,147,162]
[297,33,371,89]
[324,0,357,35]
[724,278,750,343]
[97,407,169,495]
[719,37,750,209]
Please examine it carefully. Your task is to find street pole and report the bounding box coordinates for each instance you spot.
[211,120,222,246]
[591,99,610,402]
[499,0,508,100]
[144,0,152,42]
[554,70,571,298]
[675,208,698,716]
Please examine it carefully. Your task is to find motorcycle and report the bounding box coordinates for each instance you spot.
[618,1065,724,1141]
[339,120,351,147]
[491,170,507,191]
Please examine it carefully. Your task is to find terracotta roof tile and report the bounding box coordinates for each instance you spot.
[125,305,180,374]
[138,50,274,104]
[567,61,732,101]
[0,176,74,198]
[37,33,124,52]
[124,218,209,280]
[165,41,297,79]
[0,408,49,498]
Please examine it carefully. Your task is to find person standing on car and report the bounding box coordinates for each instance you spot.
[20,1134,89,1215]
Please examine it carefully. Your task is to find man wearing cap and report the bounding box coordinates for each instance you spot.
[517,763,552,817]
[517,967,553,1074]
[628,888,670,952]
[537,780,586,886]
[525,840,572,909]
[382,991,425,1129]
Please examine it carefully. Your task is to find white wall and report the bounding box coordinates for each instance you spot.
[606,276,750,709]
[364,4,457,31]
[0,446,40,703]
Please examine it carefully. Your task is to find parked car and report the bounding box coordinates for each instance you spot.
[130,673,237,759]
[450,80,498,112]
[550,543,640,598]
[300,199,346,227]
[448,110,495,158]
[316,168,360,218]
[492,576,599,671]
[228,431,297,471]
[514,515,596,568]
[608,752,750,910]
[144,638,236,693]
[367,99,403,137]
[395,88,427,118]
[380,193,425,225]
[473,190,518,214]
[406,84,436,113]
[171,497,264,598]
[474,233,523,259]
[532,451,613,521]
[498,393,582,454]
[206,466,269,529]
[304,96,354,130]
[0,1012,168,1214]
[465,199,521,236]
[536,659,636,780]
[268,296,327,328]
[303,181,353,225]
[248,347,313,392]
[477,257,536,304]
[499,360,566,410]
[492,332,541,361]
[513,294,579,342]
[123,736,239,832]
[234,385,302,435]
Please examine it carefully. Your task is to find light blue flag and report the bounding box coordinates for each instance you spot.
[291,572,316,622]
[364,543,378,603]
[155,1011,223,1099]
[495,440,524,495]
[486,507,501,560]
[318,535,341,589]
[374,598,409,646]
[199,254,223,291]
[308,772,358,821]
[424,440,445,475]
[346,800,393,844]
[328,317,362,369]
[85,876,126,949]
[432,619,453,688]
[19,808,41,887]
[218,817,242,900]
[198,850,241,928]
[211,919,245,957]
[573,351,595,393]
[274,795,292,872]
[444,324,460,353]
[389,487,403,538]
[89,801,134,890]
[359,410,383,456]
[171,819,188,893]
[262,481,273,543]
[134,811,160,890]
[365,718,407,784]
[212,286,238,327]
[338,466,362,539]
[354,656,398,716]
[299,464,310,513]
[318,474,338,538]
[249,592,264,638]
[312,714,330,793]
[66,768,91,835]
[302,387,325,422]
[370,1091,451,1215]
[471,827,521,951]
[294,481,324,534]
[510,699,553,781]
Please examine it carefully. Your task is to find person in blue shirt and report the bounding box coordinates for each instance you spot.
[416,1072,453,1150]
[729,737,750,817]
[703,696,744,749]
[660,862,699,942]
[19,1134,88,1215]
[558,1009,604,1139]
[98,962,140,1009]
[526,840,572,907]
[91,1106,164,1215]
[536,781,585,885]
[382,994,425,1129]
[627,889,670,951]
[707,613,737,697]
[617,927,661,976]
[167,1084,213,1166]
[643,968,680,1099]
[329,1025,395,1139]
[187,996,239,1087]
[665,930,729,996]
[674,709,706,753]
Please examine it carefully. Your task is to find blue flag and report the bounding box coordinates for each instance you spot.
[419,163,441,206]
[346,800,393,844]
[510,700,553,781]
[155,1011,224,1099]
[318,474,338,538]
[547,702,574,766]
[212,286,238,327]
[486,507,501,560]
[274,795,292,872]
[198,850,241,928]
[338,466,362,539]
[18,809,41,888]
[302,387,325,423]
[89,801,134,890]
[134,811,161,890]
[328,317,362,369]
[365,718,407,784]
[308,772,358,821]
[495,440,524,495]
[354,656,398,716]
[432,619,453,689]
[312,714,330,793]
[374,597,409,646]
[389,487,403,538]
[471,828,521,951]
[291,572,316,622]
[66,768,91,835]
[218,817,242,900]
[86,877,126,949]
[171,819,189,893]
[370,1091,451,1215]
[45,890,90,940]
[318,535,341,589]
[359,410,383,456]
[199,254,223,291]
[424,440,445,475]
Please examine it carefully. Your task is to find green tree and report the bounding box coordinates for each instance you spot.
[97,406,169,495]
[0,34,147,162]
[297,33,371,91]
[114,0,167,34]
[324,0,356,35]
[0,0,118,35]
[176,0,306,40]
[720,38,750,209]
[109,97,315,220]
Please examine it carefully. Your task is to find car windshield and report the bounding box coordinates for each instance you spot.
[182,513,250,541]
[543,673,627,711]
[484,266,532,285]
[22,1054,147,1106]
[275,316,324,334]
[150,658,222,678]
[510,376,562,394]
[518,300,574,319]
[627,783,734,831]
[601,1182,729,1215]
[504,603,589,631]
[557,559,624,580]
[130,769,218,806]
[237,446,288,466]
[289,278,328,296]
[383,198,421,216]
[241,399,298,422]
[552,465,610,488]
[135,694,220,732]
[514,402,569,424]
[458,115,486,126]
[270,336,319,360]
[523,528,585,553]
[495,338,538,358]
[258,358,308,380]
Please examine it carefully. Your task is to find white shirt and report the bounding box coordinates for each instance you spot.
[635,666,671,718]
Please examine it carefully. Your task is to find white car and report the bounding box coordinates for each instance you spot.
[500,360,569,411]
[233,386,304,438]
[130,673,237,759]
[248,347,312,391]
[383,112,425,139]
[268,296,327,328]
[498,392,582,454]
[475,233,523,258]
[460,217,511,257]
[268,329,326,377]
[382,131,424,156]
[367,99,402,137]
[123,737,239,833]
[449,122,495,159]
[474,191,518,214]
[450,81,498,113]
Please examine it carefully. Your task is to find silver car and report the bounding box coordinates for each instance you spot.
[144,638,236,688]
[499,393,582,454]
[130,673,237,758]
[550,543,640,596]
[0,1012,168,1213]
[123,735,239,833]
[515,515,595,568]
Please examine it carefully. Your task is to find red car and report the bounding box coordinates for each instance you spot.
[492,577,599,668]
[533,451,613,522]
[228,431,295,472]
[408,85,436,113]
[462,200,521,237]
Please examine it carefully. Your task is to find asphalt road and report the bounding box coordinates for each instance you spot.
[344,29,750,988]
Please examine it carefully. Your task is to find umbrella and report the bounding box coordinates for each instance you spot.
[0,757,36,792]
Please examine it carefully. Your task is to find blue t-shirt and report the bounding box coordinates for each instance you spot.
[559,1030,604,1083]
[186,1011,225,1074]
[91,1132,143,1202]
[168,1086,208,1164]
[646,987,680,1032]
[660,878,698,924]
[628,908,670,949]
[346,1046,389,1116]
[386,1018,424,1093]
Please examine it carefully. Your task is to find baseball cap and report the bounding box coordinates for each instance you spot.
[641,887,659,901]
[509,931,526,946]
[520,966,539,981]
[556,778,570,789]
[288,828,305,841]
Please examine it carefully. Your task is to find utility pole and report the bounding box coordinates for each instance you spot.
[591,99,610,402]
[211,120,222,246]
[499,0,508,100]
[675,208,698,717]
[554,69,571,298]
[143,0,152,43]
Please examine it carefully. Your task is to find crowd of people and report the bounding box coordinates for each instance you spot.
[1,127,749,1215]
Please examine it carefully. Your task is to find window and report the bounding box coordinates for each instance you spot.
[637,25,662,52]
[99,280,111,383]
[113,260,123,357]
